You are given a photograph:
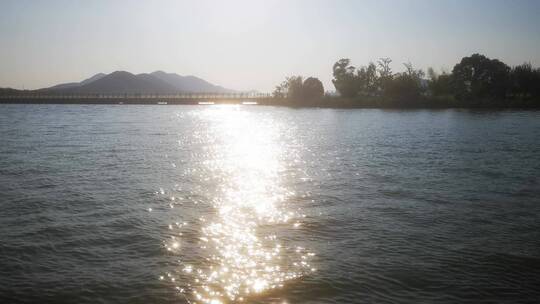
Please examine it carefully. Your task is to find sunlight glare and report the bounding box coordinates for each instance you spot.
[167,106,315,303]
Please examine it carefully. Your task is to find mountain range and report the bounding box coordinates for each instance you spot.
[39,71,235,94]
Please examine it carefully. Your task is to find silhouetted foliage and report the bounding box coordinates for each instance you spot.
[273,80,288,98]
[377,58,393,96]
[332,59,359,98]
[332,58,397,98]
[385,63,425,100]
[451,53,510,100]
[272,75,324,102]
[332,58,426,102]
[302,77,324,100]
[322,53,539,108]
[356,62,378,96]
[427,68,452,96]
[510,63,540,99]
[286,76,304,100]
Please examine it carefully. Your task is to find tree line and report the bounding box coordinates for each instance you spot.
[273,76,325,101]
[273,53,540,107]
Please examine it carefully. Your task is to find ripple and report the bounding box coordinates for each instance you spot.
[1,106,540,303]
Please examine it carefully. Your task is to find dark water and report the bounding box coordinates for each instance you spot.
[1,105,540,304]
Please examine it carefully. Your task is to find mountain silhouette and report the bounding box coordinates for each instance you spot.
[43,71,234,94]
[150,71,234,93]
[46,73,107,90]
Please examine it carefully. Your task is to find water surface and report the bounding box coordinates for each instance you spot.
[1,105,539,303]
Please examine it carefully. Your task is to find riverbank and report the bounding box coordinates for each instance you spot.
[262,96,540,109]
[1,96,539,109]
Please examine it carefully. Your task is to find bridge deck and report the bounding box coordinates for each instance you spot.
[0,95,276,105]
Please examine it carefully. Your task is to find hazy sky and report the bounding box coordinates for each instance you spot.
[1,0,539,91]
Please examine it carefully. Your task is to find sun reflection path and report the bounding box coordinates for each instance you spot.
[164,106,315,303]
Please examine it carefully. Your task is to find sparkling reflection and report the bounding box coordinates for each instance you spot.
[164,106,315,303]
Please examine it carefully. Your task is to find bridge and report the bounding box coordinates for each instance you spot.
[0,92,275,105]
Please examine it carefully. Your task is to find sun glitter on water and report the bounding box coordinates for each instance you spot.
[162,106,316,303]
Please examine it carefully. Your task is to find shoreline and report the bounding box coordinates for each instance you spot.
[1,97,539,109]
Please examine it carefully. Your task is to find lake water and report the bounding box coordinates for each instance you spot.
[1,105,539,304]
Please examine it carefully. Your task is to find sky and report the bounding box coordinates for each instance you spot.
[1,0,539,92]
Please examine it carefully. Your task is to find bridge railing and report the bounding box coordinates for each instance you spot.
[0,92,272,99]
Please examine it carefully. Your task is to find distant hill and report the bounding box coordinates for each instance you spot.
[46,73,106,90]
[151,71,234,93]
[40,71,235,94]
[59,71,179,94]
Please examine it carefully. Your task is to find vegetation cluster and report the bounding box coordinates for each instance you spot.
[273,54,540,108]
[272,76,324,101]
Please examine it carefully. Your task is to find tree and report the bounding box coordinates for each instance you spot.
[427,68,452,96]
[332,59,359,98]
[356,62,378,96]
[451,53,510,100]
[272,75,324,101]
[302,77,324,100]
[510,63,539,99]
[535,68,540,99]
[286,76,304,100]
[273,80,289,98]
[377,58,393,78]
[384,62,425,100]
[377,58,393,96]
